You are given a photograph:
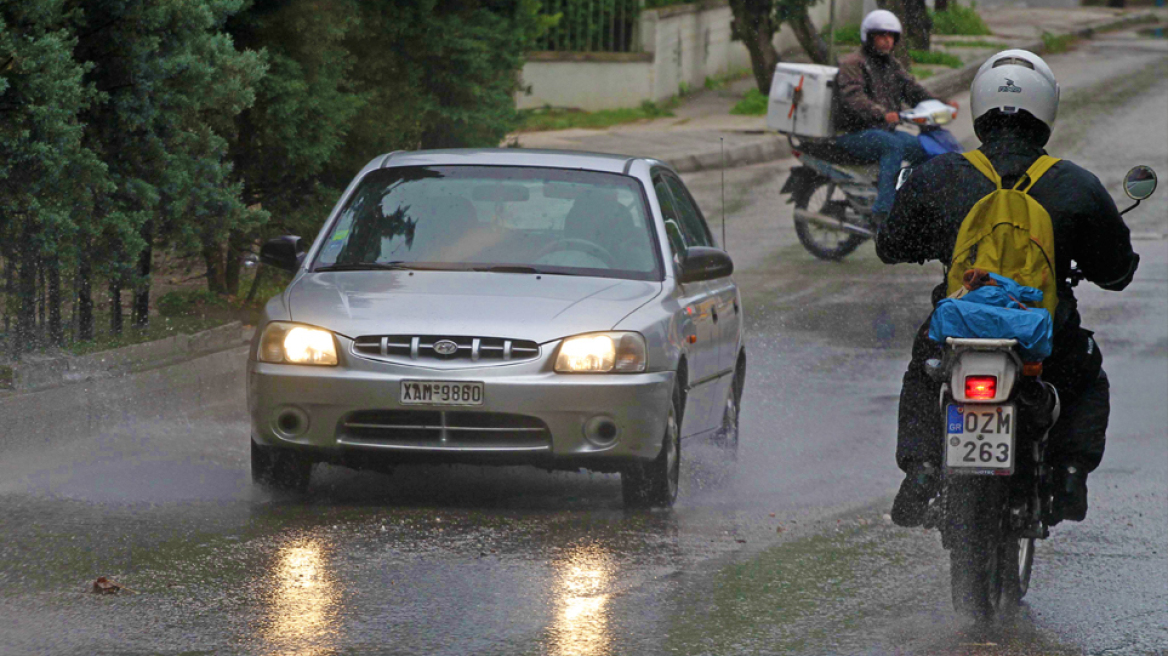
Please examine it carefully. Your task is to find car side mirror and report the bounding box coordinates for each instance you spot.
[260,236,306,272]
[679,246,734,283]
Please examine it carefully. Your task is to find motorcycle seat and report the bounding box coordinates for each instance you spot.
[793,138,877,167]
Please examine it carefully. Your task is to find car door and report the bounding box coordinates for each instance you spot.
[663,174,741,389]
[653,170,721,436]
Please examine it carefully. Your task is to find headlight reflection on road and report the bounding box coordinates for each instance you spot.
[262,539,340,656]
[549,545,616,656]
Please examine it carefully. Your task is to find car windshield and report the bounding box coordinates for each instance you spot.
[314,165,661,281]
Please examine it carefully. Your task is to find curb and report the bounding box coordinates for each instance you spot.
[667,11,1159,173]
[0,321,251,394]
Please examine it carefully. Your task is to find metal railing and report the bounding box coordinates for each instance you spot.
[535,0,642,52]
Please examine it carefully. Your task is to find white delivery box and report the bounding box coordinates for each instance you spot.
[766,63,839,138]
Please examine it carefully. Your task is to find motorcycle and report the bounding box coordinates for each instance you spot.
[779,99,964,261]
[922,165,1158,621]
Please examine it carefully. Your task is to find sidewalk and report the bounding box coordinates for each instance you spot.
[511,6,1163,173]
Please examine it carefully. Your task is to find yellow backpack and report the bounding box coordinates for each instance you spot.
[946,151,1061,318]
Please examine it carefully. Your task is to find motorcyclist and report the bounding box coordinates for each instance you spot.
[833,10,956,226]
[876,50,1140,528]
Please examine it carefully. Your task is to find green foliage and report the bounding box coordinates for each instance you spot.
[156,290,231,318]
[830,24,862,46]
[1042,32,1077,53]
[730,88,769,116]
[909,49,964,68]
[704,68,751,90]
[517,99,675,131]
[909,67,936,80]
[930,4,991,36]
[941,39,1006,48]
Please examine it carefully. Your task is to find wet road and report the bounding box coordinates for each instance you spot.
[1,29,1166,656]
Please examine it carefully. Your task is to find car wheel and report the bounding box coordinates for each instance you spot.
[251,439,313,492]
[715,357,744,460]
[622,382,682,508]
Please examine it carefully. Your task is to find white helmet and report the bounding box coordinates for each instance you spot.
[970,49,1060,128]
[861,10,903,43]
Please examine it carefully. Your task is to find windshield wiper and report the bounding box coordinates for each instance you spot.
[315,261,447,272]
[474,265,544,274]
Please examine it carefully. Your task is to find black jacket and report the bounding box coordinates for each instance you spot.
[877,137,1140,337]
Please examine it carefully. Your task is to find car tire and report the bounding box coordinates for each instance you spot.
[251,439,313,492]
[622,381,682,508]
[714,356,745,460]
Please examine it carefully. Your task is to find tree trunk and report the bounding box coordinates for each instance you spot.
[48,257,63,346]
[15,241,37,357]
[729,0,781,94]
[109,276,123,335]
[133,222,153,329]
[788,9,831,64]
[78,252,94,341]
[224,230,248,297]
[902,0,932,52]
[203,241,226,295]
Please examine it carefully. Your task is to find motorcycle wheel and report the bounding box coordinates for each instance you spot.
[947,476,1012,622]
[790,179,866,261]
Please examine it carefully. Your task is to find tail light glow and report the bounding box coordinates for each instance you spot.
[965,376,997,400]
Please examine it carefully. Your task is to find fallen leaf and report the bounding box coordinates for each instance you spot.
[91,577,122,595]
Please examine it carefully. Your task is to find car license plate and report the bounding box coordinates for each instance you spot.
[400,381,484,406]
[946,404,1015,474]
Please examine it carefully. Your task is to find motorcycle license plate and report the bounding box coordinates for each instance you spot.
[945,404,1015,474]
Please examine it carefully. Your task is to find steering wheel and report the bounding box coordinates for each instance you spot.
[534,238,617,268]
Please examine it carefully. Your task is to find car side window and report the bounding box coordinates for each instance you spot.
[653,174,686,258]
[663,175,713,249]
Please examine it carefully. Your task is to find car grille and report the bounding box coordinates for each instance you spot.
[339,410,551,450]
[351,335,540,366]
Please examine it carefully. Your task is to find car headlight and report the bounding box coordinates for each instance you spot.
[258,322,338,365]
[555,332,646,373]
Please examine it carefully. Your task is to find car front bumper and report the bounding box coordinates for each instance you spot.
[248,356,674,470]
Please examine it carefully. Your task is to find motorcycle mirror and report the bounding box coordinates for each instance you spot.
[896,167,913,191]
[1123,165,1157,201]
[241,253,259,269]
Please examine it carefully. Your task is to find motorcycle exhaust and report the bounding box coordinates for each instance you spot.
[792,208,873,238]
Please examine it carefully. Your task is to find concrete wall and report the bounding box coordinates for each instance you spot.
[519,0,866,112]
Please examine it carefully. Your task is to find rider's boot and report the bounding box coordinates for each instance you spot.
[891,461,939,527]
[1049,463,1088,525]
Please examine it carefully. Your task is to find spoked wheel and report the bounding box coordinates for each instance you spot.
[622,382,682,508]
[1000,535,1036,611]
[791,179,866,261]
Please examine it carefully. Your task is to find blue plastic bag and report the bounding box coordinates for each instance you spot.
[919,130,964,157]
[929,273,1053,360]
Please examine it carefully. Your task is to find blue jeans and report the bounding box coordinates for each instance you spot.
[834,129,929,214]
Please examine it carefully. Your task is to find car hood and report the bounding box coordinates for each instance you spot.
[286,271,663,343]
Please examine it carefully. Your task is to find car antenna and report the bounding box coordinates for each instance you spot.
[721,137,727,250]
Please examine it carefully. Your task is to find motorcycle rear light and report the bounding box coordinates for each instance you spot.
[1023,362,1043,376]
[793,150,802,158]
[965,376,997,400]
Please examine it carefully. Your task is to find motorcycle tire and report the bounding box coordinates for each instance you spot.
[790,179,866,261]
[945,476,1021,622]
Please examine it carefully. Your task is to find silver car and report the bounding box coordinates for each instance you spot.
[247,149,744,507]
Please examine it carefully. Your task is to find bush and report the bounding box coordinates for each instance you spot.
[931,4,992,36]
[831,24,863,46]
[909,50,965,68]
[156,290,231,318]
[730,88,769,116]
[1042,32,1077,53]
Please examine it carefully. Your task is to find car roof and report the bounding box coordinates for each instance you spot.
[379,148,662,175]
